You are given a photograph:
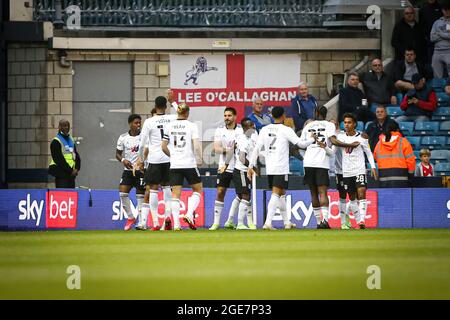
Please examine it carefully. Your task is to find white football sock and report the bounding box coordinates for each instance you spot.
[136,194,145,224]
[141,203,150,227]
[171,198,181,228]
[246,201,254,225]
[186,192,201,220]
[321,206,329,222]
[350,200,360,222]
[279,195,290,225]
[119,192,133,219]
[313,207,321,225]
[162,186,172,218]
[339,198,347,225]
[266,193,280,226]
[213,200,224,225]
[227,197,241,223]
[237,199,250,225]
[149,190,160,227]
[359,199,367,224]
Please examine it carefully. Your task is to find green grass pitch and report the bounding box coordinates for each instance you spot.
[1,229,450,300]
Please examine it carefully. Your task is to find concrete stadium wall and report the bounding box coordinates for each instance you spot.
[6,43,378,188]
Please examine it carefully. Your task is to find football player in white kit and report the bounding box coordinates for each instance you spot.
[136,96,177,231]
[210,107,244,230]
[301,106,360,229]
[337,113,378,229]
[115,114,145,231]
[248,107,317,230]
[162,103,203,231]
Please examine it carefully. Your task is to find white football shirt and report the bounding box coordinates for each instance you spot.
[116,132,141,171]
[163,119,200,169]
[336,131,376,178]
[140,114,177,164]
[214,124,243,172]
[234,132,258,172]
[250,124,314,175]
[301,120,336,169]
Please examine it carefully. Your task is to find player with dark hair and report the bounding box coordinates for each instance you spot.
[248,107,316,230]
[210,107,244,230]
[162,103,203,230]
[116,114,145,231]
[136,95,177,231]
[337,113,377,229]
[301,106,360,229]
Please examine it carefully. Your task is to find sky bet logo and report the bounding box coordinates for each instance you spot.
[46,191,78,228]
[18,194,45,227]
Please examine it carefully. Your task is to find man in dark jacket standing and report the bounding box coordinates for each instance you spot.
[338,72,374,124]
[419,0,443,63]
[290,82,318,132]
[391,7,427,63]
[360,58,397,107]
[48,119,81,188]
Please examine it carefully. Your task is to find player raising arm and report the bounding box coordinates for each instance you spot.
[247,107,316,230]
[161,103,203,230]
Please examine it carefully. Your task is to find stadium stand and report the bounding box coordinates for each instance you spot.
[414,121,439,135]
[434,163,450,176]
[386,106,404,117]
[399,122,414,135]
[406,136,421,149]
[430,150,450,164]
[420,136,446,150]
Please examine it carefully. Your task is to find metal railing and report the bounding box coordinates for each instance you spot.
[33,0,331,27]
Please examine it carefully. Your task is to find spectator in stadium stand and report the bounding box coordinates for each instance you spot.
[373,121,416,188]
[391,6,427,63]
[397,73,438,122]
[419,0,443,63]
[290,82,318,133]
[338,72,375,124]
[430,3,450,78]
[365,105,399,152]
[415,148,435,177]
[48,119,81,188]
[360,58,397,107]
[393,48,432,93]
[248,97,274,133]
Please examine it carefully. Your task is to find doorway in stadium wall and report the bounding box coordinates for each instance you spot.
[73,62,132,189]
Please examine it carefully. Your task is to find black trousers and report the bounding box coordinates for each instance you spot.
[55,176,76,188]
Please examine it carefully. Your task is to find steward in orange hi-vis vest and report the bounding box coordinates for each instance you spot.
[373,131,416,188]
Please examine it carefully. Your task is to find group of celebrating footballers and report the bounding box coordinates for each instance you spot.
[115,90,378,231]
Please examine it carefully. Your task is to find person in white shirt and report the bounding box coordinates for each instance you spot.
[162,103,203,231]
[210,107,244,230]
[300,106,360,229]
[337,112,378,229]
[136,95,177,231]
[248,107,317,230]
[115,114,145,231]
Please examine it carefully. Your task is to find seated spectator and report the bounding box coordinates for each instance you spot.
[248,97,273,133]
[397,73,438,121]
[360,58,397,107]
[290,82,318,133]
[391,7,427,63]
[365,105,399,152]
[415,148,435,177]
[419,0,443,64]
[393,48,431,93]
[430,3,450,78]
[338,72,375,124]
[373,121,416,188]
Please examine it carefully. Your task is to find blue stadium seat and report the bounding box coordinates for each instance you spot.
[396,93,404,103]
[434,162,450,176]
[439,121,450,135]
[399,122,414,135]
[386,106,403,117]
[370,103,379,113]
[420,136,446,149]
[414,121,439,135]
[447,137,450,147]
[289,157,304,176]
[357,121,364,131]
[431,150,450,164]
[432,107,450,120]
[365,121,372,131]
[340,121,344,130]
[437,92,450,107]
[430,78,446,92]
[406,136,421,149]
[413,150,421,161]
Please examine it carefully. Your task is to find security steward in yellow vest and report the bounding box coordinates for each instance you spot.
[48,119,81,188]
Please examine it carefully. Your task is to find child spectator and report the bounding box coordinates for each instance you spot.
[415,149,435,177]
